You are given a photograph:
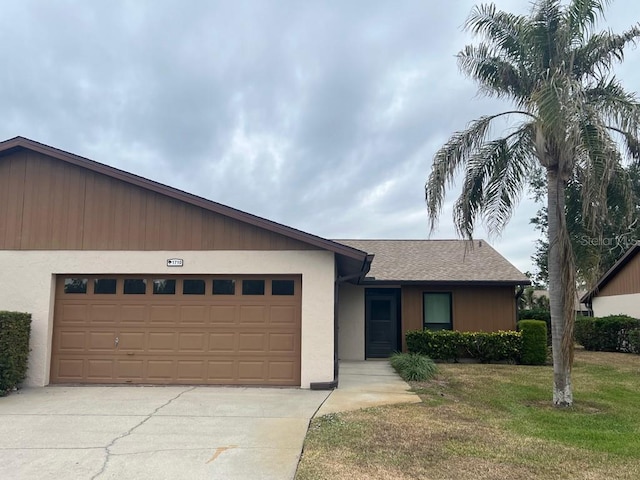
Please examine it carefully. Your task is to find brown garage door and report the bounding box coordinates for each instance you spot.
[51,275,301,386]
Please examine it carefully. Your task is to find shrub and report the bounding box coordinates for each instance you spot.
[406,330,522,363]
[574,316,598,350]
[519,307,551,344]
[390,353,437,381]
[629,329,640,354]
[574,315,640,352]
[0,311,32,396]
[518,320,548,365]
[460,331,522,363]
[406,330,460,361]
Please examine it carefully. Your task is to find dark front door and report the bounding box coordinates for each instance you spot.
[365,290,399,358]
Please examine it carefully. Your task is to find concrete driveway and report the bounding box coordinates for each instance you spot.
[0,386,329,480]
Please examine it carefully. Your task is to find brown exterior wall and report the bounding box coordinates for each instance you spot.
[401,284,517,350]
[0,150,316,251]
[598,253,640,297]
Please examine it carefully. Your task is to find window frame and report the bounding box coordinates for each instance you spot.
[422,292,453,331]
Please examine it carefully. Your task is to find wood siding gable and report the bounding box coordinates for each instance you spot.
[0,148,317,251]
[598,252,640,297]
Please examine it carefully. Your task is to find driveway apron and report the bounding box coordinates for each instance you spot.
[0,386,329,480]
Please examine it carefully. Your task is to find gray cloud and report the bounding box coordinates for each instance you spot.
[1,0,639,273]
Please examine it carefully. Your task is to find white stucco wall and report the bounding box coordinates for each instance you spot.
[337,283,365,360]
[0,250,336,389]
[592,294,640,318]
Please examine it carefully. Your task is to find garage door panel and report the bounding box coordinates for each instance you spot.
[239,305,267,324]
[116,359,144,379]
[269,333,296,353]
[178,333,206,352]
[147,332,176,352]
[57,331,87,351]
[118,331,146,351]
[88,331,116,351]
[87,359,114,380]
[89,304,118,323]
[150,305,179,325]
[237,361,266,381]
[147,360,175,380]
[209,332,236,352]
[269,305,298,325]
[210,305,237,324]
[121,305,148,324]
[52,275,301,386]
[207,360,235,381]
[177,360,206,381]
[269,361,296,381]
[180,305,208,324]
[238,333,267,352]
[56,359,84,381]
[61,304,88,323]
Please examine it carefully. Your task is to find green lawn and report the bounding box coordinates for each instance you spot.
[296,349,640,480]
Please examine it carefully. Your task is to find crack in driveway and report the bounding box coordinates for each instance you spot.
[90,386,196,480]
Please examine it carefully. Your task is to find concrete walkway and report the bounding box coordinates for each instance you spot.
[315,360,421,417]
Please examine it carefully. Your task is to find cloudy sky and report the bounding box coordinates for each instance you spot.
[2,0,639,273]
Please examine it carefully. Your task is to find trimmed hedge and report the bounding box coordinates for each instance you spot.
[406,330,522,363]
[0,311,32,396]
[518,320,548,365]
[629,329,640,354]
[574,315,640,352]
[518,308,551,344]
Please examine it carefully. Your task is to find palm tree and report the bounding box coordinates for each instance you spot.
[426,0,640,406]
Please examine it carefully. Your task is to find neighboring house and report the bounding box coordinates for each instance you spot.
[0,137,529,389]
[581,242,640,318]
[521,289,590,317]
[335,240,529,359]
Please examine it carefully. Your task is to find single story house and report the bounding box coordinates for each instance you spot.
[0,137,529,389]
[581,242,640,318]
[335,239,529,359]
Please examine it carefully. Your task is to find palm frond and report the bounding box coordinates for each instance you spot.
[573,26,640,78]
[426,111,536,232]
[566,0,609,38]
[530,0,564,70]
[457,44,529,102]
[452,123,536,238]
[573,114,627,233]
[585,76,640,133]
[608,126,640,162]
[483,124,537,233]
[464,3,527,61]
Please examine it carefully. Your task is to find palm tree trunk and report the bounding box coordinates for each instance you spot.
[547,167,573,407]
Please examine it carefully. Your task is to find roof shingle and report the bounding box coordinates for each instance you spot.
[334,239,529,284]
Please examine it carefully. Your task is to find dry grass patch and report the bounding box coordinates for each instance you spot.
[296,349,640,480]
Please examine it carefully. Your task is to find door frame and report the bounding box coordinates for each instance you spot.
[364,288,402,358]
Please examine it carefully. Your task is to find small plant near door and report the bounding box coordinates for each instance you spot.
[390,353,437,382]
